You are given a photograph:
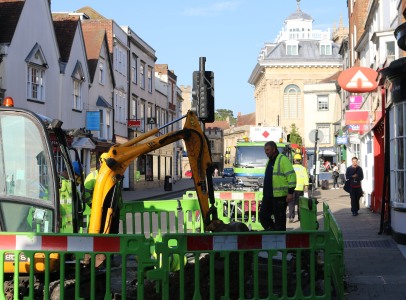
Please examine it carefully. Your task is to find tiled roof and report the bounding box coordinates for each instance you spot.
[206,120,230,130]
[81,19,114,55]
[237,112,256,126]
[0,0,25,44]
[68,7,114,55]
[320,71,341,83]
[52,14,80,63]
[76,6,107,20]
[81,21,106,82]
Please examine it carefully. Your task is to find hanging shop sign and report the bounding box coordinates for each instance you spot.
[349,95,363,110]
[338,67,378,93]
[127,119,141,128]
[345,111,370,134]
[336,136,348,145]
[147,117,157,125]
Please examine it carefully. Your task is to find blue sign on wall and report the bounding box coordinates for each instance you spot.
[86,111,100,131]
[336,136,348,145]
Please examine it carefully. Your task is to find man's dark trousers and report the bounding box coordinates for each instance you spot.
[259,196,287,231]
[350,187,362,214]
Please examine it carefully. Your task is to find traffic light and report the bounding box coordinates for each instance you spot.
[202,71,215,123]
[192,71,200,111]
[192,70,215,123]
[225,147,231,164]
[199,75,208,119]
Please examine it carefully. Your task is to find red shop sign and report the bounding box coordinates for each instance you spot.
[338,67,378,93]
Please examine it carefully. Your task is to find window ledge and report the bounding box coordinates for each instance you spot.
[27,99,45,104]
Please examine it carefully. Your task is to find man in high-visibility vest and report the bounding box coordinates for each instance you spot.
[260,141,296,231]
[59,161,82,232]
[288,154,309,223]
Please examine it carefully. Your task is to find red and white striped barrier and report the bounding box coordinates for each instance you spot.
[216,191,258,211]
[0,235,120,252]
[187,233,309,251]
[215,191,256,200]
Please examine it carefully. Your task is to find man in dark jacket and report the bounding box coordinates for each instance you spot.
[345,157,364,216]
[259,141,296,231]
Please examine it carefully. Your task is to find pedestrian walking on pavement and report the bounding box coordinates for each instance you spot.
[289,154,309,223]
[345,157,364,216]
[339,159,346,186]
[259,141,296,231]
[331,163,340,189]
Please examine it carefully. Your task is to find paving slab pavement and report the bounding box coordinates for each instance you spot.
[316,187,406,300]
[122,180,406,299]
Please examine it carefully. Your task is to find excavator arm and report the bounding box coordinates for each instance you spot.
[88,110,218,234]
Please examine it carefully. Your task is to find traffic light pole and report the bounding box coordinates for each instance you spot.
[310,129,319,198]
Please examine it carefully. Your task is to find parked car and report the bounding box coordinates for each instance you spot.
[222,167,235,178]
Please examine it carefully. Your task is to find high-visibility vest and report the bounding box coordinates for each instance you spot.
[59,176,73,231]
[293,163,309,191]
[267,154,297,197]
[84,170,98,205]
[84,170,123,209]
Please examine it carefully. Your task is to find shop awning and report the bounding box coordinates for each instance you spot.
[319,150,336,156]
[306,148,337,156]
[71,137,95,149]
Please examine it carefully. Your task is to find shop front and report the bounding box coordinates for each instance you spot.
[381,58,406,244]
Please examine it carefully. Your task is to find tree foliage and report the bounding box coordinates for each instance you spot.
[215,109,236,125]
[289,123,303,145]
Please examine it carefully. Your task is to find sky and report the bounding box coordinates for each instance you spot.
[51,0,349,117]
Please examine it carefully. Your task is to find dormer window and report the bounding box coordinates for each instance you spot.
[286,40,299,55]
[320,42,332,55]
[72,61,85,111]
[26,43,47,102]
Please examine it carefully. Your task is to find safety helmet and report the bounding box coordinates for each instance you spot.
[99,152,109,161]
[72,161,81,176]
[294,154,302,161]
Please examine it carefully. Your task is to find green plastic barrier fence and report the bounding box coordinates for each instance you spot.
[120,197,203,238]
[323,202,345,298]
[1,195,343,300]
[148,202,344,300]
[121,191,320,235]
[0,233,156,300]
[213,190,263,230]
[299,196,319,230]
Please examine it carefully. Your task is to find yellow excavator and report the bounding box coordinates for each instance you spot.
[89,109,227,235]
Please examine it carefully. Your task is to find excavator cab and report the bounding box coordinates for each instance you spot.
[0,107,58,233]
[0,104,84,273]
